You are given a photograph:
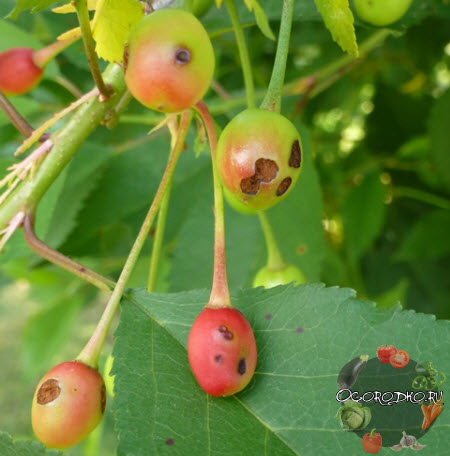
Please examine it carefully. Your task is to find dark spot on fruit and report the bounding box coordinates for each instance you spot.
[296,327,304,334]
[214,354,223,364]
[241,175,260,195]
[165,438,175,446]
[218,325,227,333]
[223,331,233,341]
[238,358,247,375]
[289,140,302,168]
[37,379,60,405]
[265,313,273,320]
[276,177,292,196]
[101,383,106,414]
[123,44,129,73]
[175,47,191,65]
[254,158,279,182]
[297,245,306,255]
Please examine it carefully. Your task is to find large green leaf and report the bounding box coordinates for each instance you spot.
[0,431,62,456]
[113,284,450,455]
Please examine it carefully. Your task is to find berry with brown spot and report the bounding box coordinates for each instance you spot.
[187,307,257,396]
[0,48,43,95]
[124,9,215,113]
[216,108,303,213]
[31,360,106,449]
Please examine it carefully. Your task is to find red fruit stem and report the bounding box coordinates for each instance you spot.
[195,101,232,309]
[75,0,112,100]
[77,110,192,368]
[23,213,114,293]
[32,36,78,68]
[258,211,286,270]
[260,0,295,113]
[0,92,48,142]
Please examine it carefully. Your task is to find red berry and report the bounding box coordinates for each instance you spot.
[31,360,106,449]
[376,345,397,363]
[389,350,410,369]
[0,48,43,95]
[216,108,303,214]
[187,307,257,396]
[124,9,215,113]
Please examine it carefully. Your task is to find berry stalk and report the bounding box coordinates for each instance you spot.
[32,37,78,68]
[195,101,231,309]
[75,0,111,100]
[23,213,114,293]
[258,211,286,270]
[224,0,255,108]
[260,0,295,113]
[77,110,193,368]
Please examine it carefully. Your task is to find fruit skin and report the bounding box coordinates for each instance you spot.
[216,108,303,214]
[376,345,397,363]
[187,307,257,396]
[389,349,410,369]
[32,360,106,449]
[0,48,43,95]
[353,0,413,26]
[253,264,306,288]
[124,9,215,113]
[362,428,382,454]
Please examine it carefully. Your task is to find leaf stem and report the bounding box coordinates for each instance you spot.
[23,213,114,293]
[260,0,295,113]
[258,211,286,270]
[195,101,231,309]
[75,0,112,100]
[0,64,126,233]
[392,186,450,210]
[0,92,48,142]
[224,0,255,108]
[76,110,192,368]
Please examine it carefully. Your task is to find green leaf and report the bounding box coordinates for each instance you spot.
[395,209,450,261]
[92,0,144,63]
[8,0,63,20]
[114,284,450,455]
[429,88,450,191]
[342,172,387,261]
[246,0,276,41]
[0,431,62,456]
[314,0,358,57]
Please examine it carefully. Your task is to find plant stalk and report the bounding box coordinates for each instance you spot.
[32,37,78,68]
[195,101,231,309]
[224,0,255,108]
[260,0,295,113]
[75,0,111,100]
[23,213,114,292]
[77,110,192,368]
[258,211,286,270]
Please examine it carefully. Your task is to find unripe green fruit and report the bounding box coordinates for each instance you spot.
[187,307,257,396]
[103,355,115,398]
[124,9,215,113]
[184,0,214,17]
[253,264,306,289]
[32,361,106,449]
[0,48,43,95]
[216,108,303,214]
[353,0,413,26]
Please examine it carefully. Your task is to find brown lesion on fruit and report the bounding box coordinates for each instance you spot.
[123,44,129,74]
[37,379,61,405]
[101,383,107,414]
[218,325,234,340]
[237,358,247,375]
[174,47,191,65]
[289,140,302,168]
[276,177,292,196]
[214,354,223,364]
[241,158,279,195]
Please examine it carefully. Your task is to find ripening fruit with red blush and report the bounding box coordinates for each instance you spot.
[124,9,215,113]
[216,108,303,214]
[32,361,106,449]
[0,48,43,95]
[187,307,257,396]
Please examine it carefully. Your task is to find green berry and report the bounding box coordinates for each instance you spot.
[253,264,306,288]
[353,0,413,26]
[216,108,303,214]
[124,9,215,113]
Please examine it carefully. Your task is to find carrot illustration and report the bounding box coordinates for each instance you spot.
[430,400,443,423]
[421,403,431,431]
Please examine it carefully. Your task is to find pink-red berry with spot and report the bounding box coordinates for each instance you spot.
[188,307,257,396]
[31,360,106,449]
